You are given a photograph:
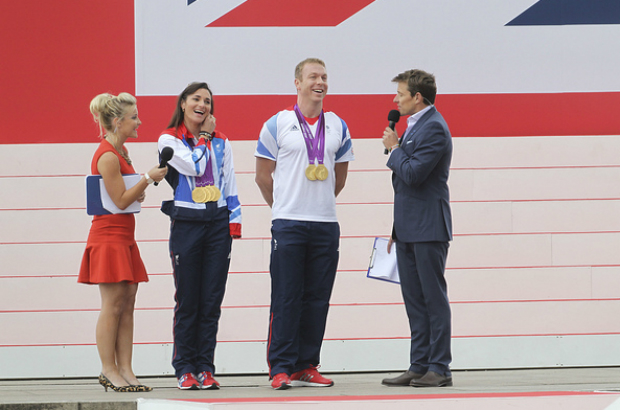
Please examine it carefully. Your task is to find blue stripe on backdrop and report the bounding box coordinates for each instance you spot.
[507,0,620,25]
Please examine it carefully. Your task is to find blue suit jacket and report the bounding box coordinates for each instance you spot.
[387,106,453,243]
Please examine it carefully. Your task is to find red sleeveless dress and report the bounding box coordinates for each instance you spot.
[78,140,149,284]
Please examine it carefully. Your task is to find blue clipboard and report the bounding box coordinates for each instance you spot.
[367,237,400,284]
[85,174,141,215]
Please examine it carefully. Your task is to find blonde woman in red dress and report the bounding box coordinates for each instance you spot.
[79,92,167,392]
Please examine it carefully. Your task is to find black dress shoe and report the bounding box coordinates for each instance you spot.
[410,371,453,387]
[382,371,425,386]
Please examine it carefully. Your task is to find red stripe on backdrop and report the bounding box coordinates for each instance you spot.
[208,0,377,27]
[3,92,620,144]
[1,1,619,144]
[134,92,620,143]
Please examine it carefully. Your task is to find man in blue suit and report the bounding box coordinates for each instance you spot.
[380,69,453,388]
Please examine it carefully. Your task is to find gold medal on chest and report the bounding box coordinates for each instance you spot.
[204,186,215,202]
[211,186,222,201]
[315,164,328,181]
[192,187,208,203]
[305,164,317,181]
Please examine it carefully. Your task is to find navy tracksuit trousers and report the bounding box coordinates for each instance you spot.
[169,210,232,378]
[267,219,340,377]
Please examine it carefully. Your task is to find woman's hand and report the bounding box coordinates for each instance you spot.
[147,165,168,183]
[200,114,216,135]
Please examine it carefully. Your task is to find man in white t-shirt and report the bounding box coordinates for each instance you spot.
[255,58,354,390]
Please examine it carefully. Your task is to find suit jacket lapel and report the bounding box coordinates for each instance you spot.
[400,106,436,146]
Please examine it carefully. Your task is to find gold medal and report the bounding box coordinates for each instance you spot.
[205,186,216,202]
[201,187,211,203]
[315,164,329,181]
[192,187,208,203]
[305,164,317,181]
[211,186,221,201]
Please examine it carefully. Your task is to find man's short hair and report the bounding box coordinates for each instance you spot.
[392,69,437,105]
[295,58,326,81]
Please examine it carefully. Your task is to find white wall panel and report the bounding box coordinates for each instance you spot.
[337,203,394,237]
[2,136,620,378]
[0,176,86,209]
[0,209,91,242]
[4,300,620,347]
[448,234,554,269]
[451,201,514,234]
[0,243,84,276]
[4,160,620,211]
[236,205,272,238]
[4,137,620,176]
[331,271,403,305]
[512,199,620,233]
[0,144,96,177]
[470,168,620,201]
[3,267,604,313]
[335,172,395,204]
[446,267,595,301]
[592,267,620,299]
[451,300,620,337]
[552,233,620,266]
[451,136,620,169]
[3,334,620,379]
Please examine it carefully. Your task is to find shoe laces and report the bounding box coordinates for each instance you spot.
[179,373,196,384]
[305,365,320,375]
[199,371,214,381]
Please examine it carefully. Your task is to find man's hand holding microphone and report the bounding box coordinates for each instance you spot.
[383,109,400,154]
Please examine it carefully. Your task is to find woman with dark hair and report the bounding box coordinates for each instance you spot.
[158,82,242,390]
[79,92,167,392]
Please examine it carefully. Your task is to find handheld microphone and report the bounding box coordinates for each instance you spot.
[384,110,401,155]
[154,147,174,186]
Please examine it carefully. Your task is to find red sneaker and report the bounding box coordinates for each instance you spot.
[271,373,292,390]
[177,373,199,390]
[197,371,220,390]
[291,366,333,387]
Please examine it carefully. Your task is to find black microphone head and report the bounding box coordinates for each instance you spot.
[160,147,174,162]
[388,110,401,123]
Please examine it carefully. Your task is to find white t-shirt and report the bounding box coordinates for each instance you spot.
[255,107,355,222]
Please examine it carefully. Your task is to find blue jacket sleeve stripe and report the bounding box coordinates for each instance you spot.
[335,118,351,161]
[256,140,275,159]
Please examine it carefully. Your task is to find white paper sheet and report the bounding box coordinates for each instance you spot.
[367,237,400,284]
[99,174,142,214]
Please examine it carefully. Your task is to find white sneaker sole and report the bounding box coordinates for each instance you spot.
[290,380,334,387]
[272,383,291,390]
[200,383,220,390]
[178,384,199,390]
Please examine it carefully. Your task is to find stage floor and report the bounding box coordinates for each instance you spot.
[2,368,620,409]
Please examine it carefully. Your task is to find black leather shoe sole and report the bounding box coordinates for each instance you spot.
[410,378,453,387]
[382,372,425,386]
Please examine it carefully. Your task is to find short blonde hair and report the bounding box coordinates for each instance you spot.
[294,58,326,81]
[89,92,137,136]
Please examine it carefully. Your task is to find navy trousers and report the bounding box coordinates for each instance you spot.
[169,211,232,378]
[267,219,340,377]
[396,241,451,376]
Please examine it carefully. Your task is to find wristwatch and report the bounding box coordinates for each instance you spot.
[145,172,154,185]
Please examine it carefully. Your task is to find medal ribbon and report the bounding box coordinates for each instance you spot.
[190,137,214,188]
[294,104,325,166]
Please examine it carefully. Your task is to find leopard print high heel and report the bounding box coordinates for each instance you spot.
[98,374,136,392]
